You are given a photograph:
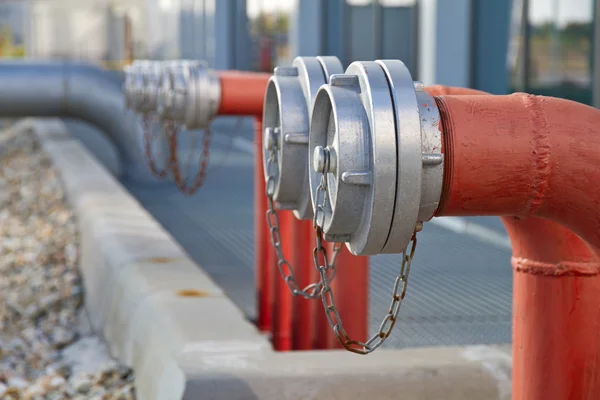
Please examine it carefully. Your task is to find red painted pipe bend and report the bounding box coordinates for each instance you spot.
[433,93,600,400]
[217,71,271,117]
[434,93,600,256]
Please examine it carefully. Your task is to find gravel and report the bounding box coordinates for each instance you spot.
[0,125,136,399]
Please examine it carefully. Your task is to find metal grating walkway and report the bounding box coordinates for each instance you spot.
[121,120,513,349]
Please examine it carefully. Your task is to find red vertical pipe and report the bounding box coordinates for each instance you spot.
[435,93,600,400]
[272,210,294,351]
[291,220,317,350]
[314,244,369,349]
[503,217,600,400]
[313,238,333,349]
[217,73,272,334]
[254,118,274,332]
[329,247,369,349]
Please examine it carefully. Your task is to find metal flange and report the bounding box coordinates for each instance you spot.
[124,63,135,110]
[182,62,221,130]
[125,60,148,112]
[157,60,184,121]
[262,56,343,220]
[156,60,220,129]
[139,61,162,113]
[309,59,444,256]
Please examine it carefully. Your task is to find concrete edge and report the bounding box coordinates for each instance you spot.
[26,118,512,400]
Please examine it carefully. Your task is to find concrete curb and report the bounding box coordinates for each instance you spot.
[28,118,512,400]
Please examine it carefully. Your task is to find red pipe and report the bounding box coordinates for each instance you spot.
[253,118,275,333]
[216,73,276,336]
[434,93,600,400]
[217,71,271,117]
[329,247,369,349]
[435,94,600,252]
[272,210,295,351]
[218,72,312,351]
[219,71,370,352]
[291,221,318,350]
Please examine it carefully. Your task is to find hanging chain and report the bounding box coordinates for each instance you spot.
[142,112,170,179]
[165,119,213,196]
[265,145,342,299]
[312,169,418,355]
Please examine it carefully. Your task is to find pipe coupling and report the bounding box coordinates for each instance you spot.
[263,56,343,220]
[156,60,220,129]
[124,64,135,110]
[309,60,444,256]
[139,61,162,113]
[157,60,190,122]
[124,60,148,112]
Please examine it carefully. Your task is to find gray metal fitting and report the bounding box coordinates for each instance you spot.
[138,61,162,113]
[123,63,135,110]
[181,62,221,130]
[124,60,148,112]
[156,60,220,129]
[309,60,444,256]
[262,56,344,220]
[157,60,189,121]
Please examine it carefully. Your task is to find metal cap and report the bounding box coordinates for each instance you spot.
[156,60,220,129]
[157,60,187,121]
[125,60,149,112]
[262,56,343,220]
[309,59,444,256]
[183,62,221,129]
[139,61,163,113]
[123,64,135,109]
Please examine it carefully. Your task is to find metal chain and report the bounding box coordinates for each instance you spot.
[165,119,213,196]
[142,112,170,179]
[265,146,342,299]
[313,171,417,355]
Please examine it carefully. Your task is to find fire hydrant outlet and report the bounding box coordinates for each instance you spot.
[309,60,444,256]
[262,56,343,220]
[125,60,152,113]
[140,62,162,113]
[183,62,221,130]
[157,60,180,121]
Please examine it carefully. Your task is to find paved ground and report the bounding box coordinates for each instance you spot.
[70,118,513,349]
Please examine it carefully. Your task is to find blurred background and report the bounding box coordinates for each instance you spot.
[0,0,596,103]
[0,0,596,349]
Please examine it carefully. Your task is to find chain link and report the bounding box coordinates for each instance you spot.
[265,145,341,299]
[142,112,170,179]
[165,119,213,196]
[264,127,416,354]
[313,170,417,355]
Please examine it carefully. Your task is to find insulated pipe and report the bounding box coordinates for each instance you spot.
[0,61,149,180]
[434,93,600,400]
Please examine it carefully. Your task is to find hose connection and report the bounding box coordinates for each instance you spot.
[124,60,149,112]
[309,60,444,256]
[155,60,220,130]
[262,56,344,220]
